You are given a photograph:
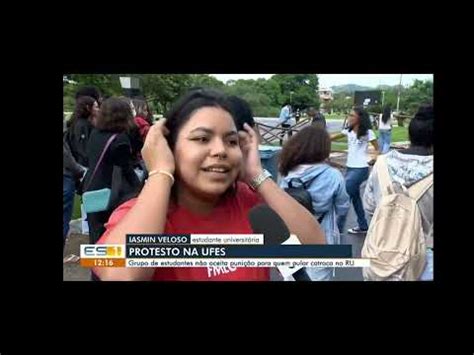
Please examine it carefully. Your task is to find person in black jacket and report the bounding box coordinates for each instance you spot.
[63,126,87,250]
[66,96,99,168]
[63,89,100,254]
[84,97,142,244]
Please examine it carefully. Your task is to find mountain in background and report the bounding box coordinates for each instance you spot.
[375,84,405,91]
[331,84,374,93]
[375,84,394,90]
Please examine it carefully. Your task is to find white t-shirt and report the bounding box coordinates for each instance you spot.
[341,128,377,168]
[378,113,393,130]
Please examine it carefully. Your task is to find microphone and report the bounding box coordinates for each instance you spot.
[248,204,312,281]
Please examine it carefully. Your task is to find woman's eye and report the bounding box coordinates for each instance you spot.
[228,139,239,146]
[192,137,209,143]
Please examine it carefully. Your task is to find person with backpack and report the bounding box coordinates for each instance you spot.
[362,104,433,281]
[279,125,350,280]
[331,106,379,235]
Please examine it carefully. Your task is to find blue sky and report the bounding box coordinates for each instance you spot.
[210,74,433,88]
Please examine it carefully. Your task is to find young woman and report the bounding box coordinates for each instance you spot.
[93,89,325,281]
[279,126,350,280]
[66,96,99,168]
[84,97,142,245]
[364,104,433,280]
[132,98,152,141]
[330,106,379,234]
[378,105,393,154]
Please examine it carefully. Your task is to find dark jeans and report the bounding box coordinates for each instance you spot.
[63,175,76,249]
[280,123,292,145]
[337,167,370,232]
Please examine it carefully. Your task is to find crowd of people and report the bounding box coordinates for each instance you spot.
[63,85,433,281]
[63,88,154,248]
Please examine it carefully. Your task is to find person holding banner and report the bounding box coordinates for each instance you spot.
[93,89,325,281]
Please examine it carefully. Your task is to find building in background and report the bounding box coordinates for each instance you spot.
[318,88,334,113]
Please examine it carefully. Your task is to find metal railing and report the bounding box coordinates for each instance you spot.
[257,116,313,145]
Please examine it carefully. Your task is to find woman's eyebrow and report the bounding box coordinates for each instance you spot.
[189,127,238,137]
[189,127,213,134]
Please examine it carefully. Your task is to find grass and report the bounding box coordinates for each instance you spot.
[331,142,348,151]
[72,194,81,220]
[389,126,409,142]
[330,126,408,151]
[261,125,408,150]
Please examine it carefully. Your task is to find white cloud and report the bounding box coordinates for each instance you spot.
[209,73,433,87]
[318,74,433,88]
[210,74,273,83]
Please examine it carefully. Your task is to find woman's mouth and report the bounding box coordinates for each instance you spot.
[201,164,232,175]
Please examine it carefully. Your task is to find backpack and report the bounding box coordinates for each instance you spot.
[284,176,326,223]
[361,155,433,281]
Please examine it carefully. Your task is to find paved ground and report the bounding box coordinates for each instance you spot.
[63,233,90,281]
[255,117,343,145]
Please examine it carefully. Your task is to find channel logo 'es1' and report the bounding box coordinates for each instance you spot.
[80,245,125,259]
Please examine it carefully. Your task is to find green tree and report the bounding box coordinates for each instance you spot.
[271,74,319,109]
[67,74,123,97]
[331,92,353,113]
[188,74,225,90]
[63,82,79,112]
[139,74,193,113]
[401,79,433,114]
[223,79,256,97]
[222,79,280,116]
[380,87,399,109]
[254,78,283,107]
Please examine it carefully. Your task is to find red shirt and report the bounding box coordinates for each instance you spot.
[97,182,270,281]
[134,116,150,141]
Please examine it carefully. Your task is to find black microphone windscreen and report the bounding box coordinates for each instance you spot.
[247,204,290,245]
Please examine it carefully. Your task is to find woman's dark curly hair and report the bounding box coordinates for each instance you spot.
[350,106,372,139]
[69,96,96,128]
[95,97,135,133]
